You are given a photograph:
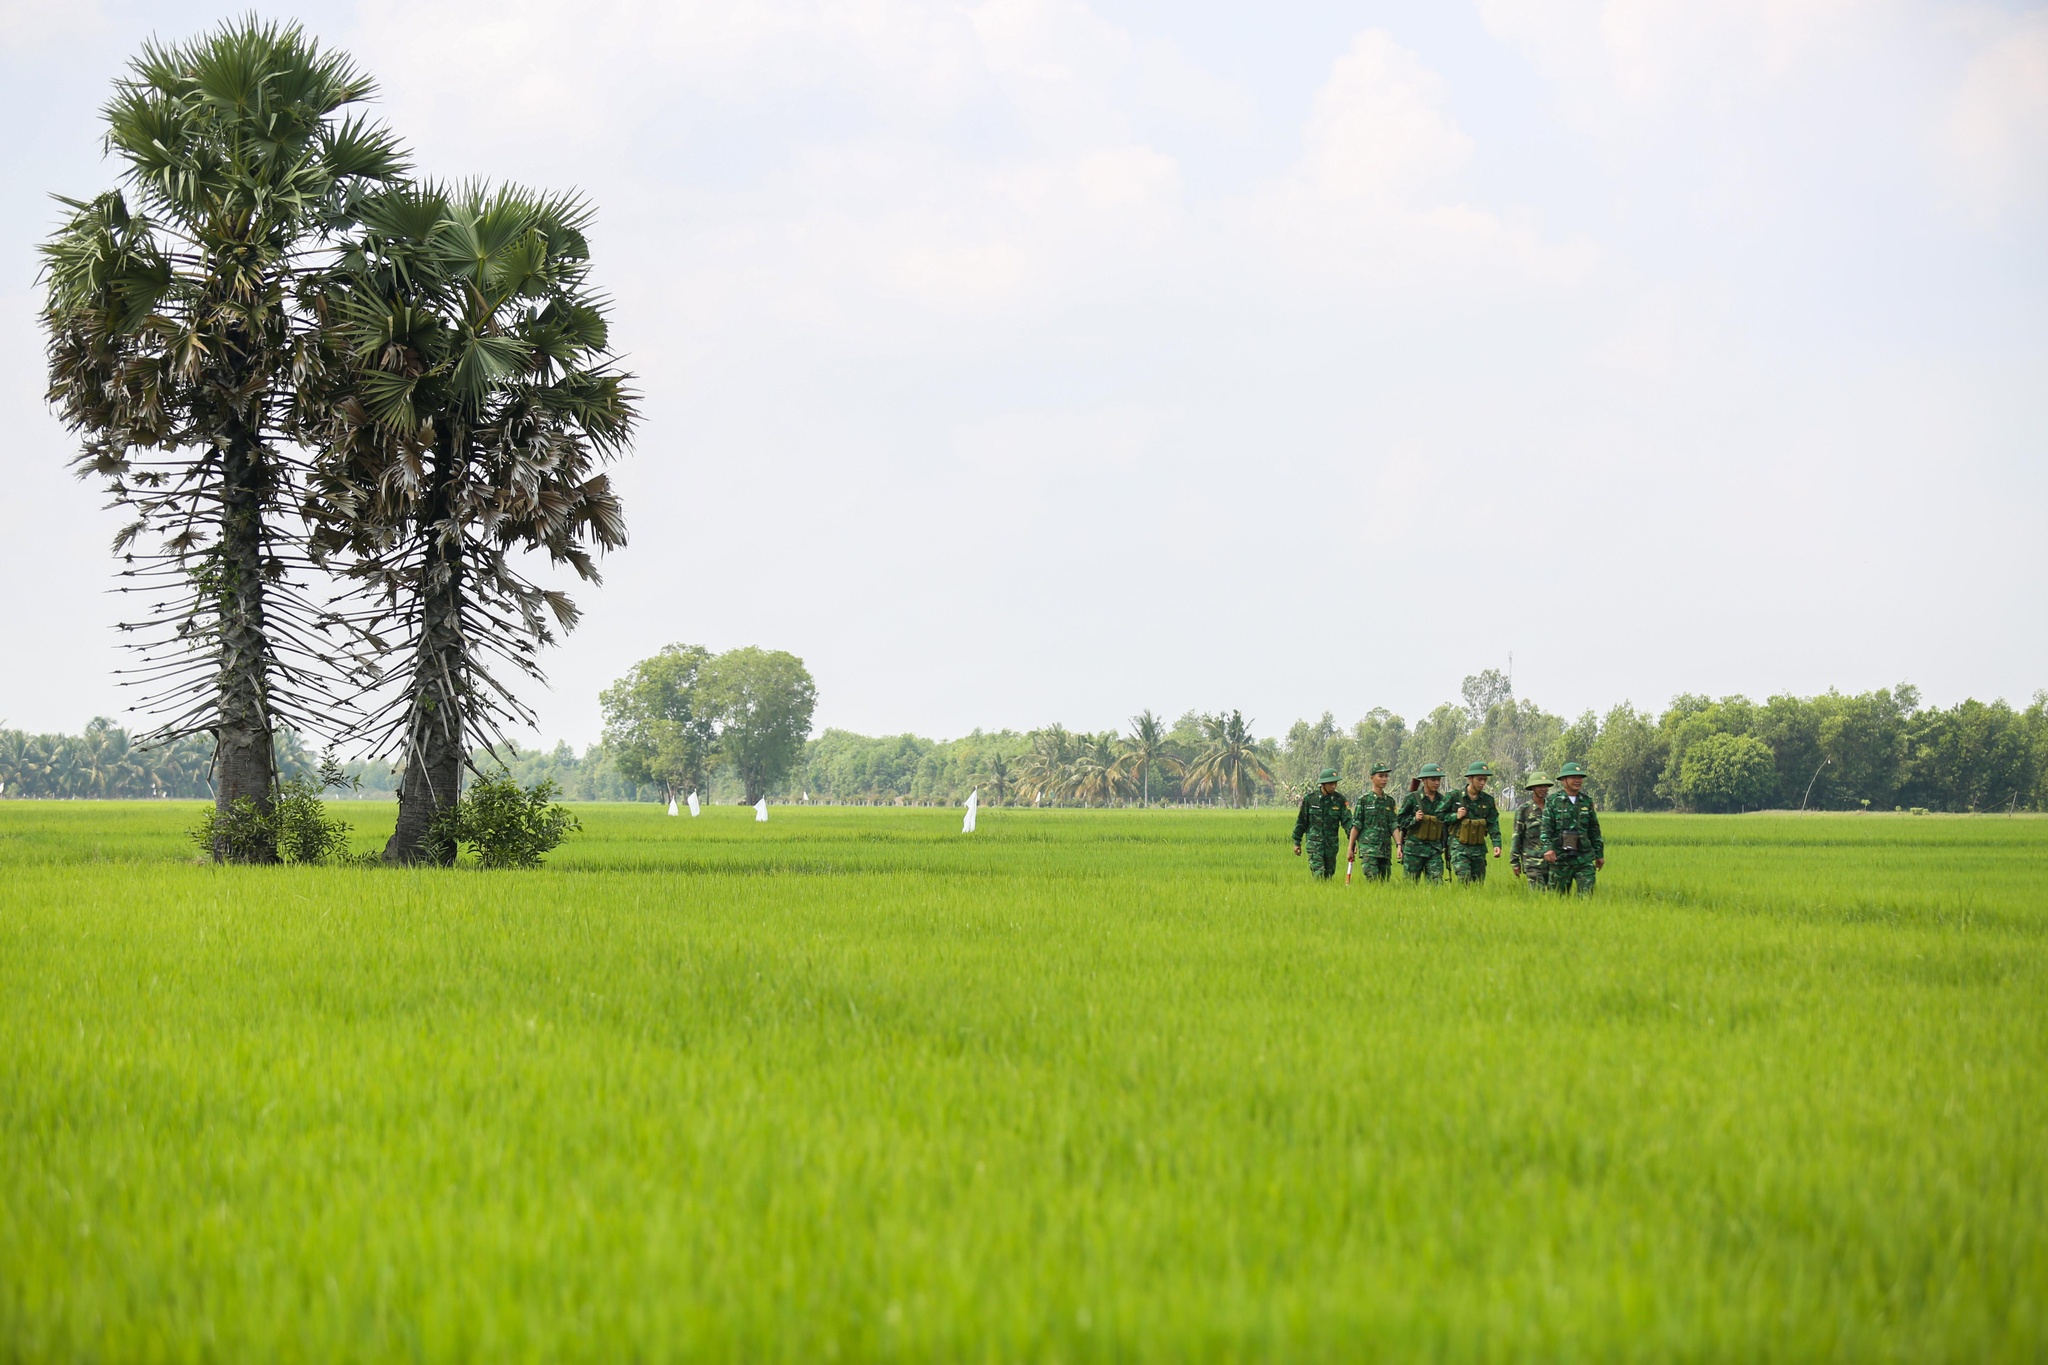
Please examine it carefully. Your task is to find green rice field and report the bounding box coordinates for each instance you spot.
[2,801,2042,1361]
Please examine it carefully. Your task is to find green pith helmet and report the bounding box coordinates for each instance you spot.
[1416,763,1447,779]
[1371,763,1393,775]
[1464,761,1493,777]
[1317,768,1340,784]
[1557,761,1589,778]
[1523,772,1553,790]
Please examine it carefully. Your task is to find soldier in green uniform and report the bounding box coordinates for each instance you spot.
[1510,772,1553,890]
[1349,762,1398,881]
[1292,768,1353,880]
[1448,760,1503,882]
[1396,762,1457,882]
[1539,760,1604,895]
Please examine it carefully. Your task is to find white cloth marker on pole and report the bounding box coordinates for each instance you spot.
[962,787,979,833]
[667,795,679,817]
[687,791,700,817]
[755,797,769,823]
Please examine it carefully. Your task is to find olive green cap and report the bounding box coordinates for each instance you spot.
[1317,768,1340,784]
[1370,763,1393,775]
[1557,760,1589,778]
[1523,772,1553,790]
[1416,763,1447,779]
[1463,761,1493,777]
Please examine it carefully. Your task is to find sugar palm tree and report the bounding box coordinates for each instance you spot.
[1185,710,1274,808]
[39,18,405,858]
[1113,709,1185,806]
[302,182,636,862]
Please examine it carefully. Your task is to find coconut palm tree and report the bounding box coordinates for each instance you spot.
[74,718,145,799]
[974,751,1013,807]
[1013,724,1079,806]
[1185,710,1274,808]
[39,18,406,858]
[302,182,636,862]
[1068,732,1134,807]
[1113,709,1185,806]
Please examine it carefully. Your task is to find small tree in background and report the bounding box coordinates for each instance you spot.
[600,644,716,804]
[701,648,817,805]
[1677,733,1777,813]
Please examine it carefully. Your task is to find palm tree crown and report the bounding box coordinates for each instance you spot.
[1114,708,1185,806]
[1186,710,1274,808]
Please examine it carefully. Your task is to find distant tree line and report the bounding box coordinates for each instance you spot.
[0,720,320,800]
[13,675,2044,814]
[735,673,2048,814]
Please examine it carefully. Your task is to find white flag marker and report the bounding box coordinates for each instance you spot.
[962,787,979,833]
[755,797,769,823]
[667,796,679,817]
[687,791,700,817]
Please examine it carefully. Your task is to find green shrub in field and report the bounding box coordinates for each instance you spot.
[190,756,361,864]
[429,774,580,868]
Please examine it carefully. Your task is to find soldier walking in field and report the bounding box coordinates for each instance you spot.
[1292,768,1353,881]
[1448,761,1503,883]
[1539,760,1604,895]
[1511,772,1553,889]
[1397,763,1457,882]
[1349,763,1398,882]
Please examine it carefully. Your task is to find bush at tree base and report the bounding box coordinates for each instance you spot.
[428,775,580,869]
[188,757,360,864]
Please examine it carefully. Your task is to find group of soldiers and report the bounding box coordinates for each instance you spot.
[1291,760,1606,892]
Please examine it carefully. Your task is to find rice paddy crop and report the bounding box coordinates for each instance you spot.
[2,802,2042,1360]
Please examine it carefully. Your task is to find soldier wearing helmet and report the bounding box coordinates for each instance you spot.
[1349,762,1398,882]
[1291,767,1353,881]
[1396,763,1457,882]
[1449,760,1503,883]
[1511,772,1553,889]
[1539,760,1605,895]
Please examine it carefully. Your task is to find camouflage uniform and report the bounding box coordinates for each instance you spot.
[1352,788,1398,881]
[1511,798,1550,889]
[1539,788,1604,895]
[1397,787,1458,882]
[1292,787,1353,880]
[1447,784,1502,883]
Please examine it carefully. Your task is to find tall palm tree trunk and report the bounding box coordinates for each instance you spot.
[211,432,278,862]
[385,459,467,865]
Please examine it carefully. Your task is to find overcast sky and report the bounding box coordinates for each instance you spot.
[3,0,2044,747]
